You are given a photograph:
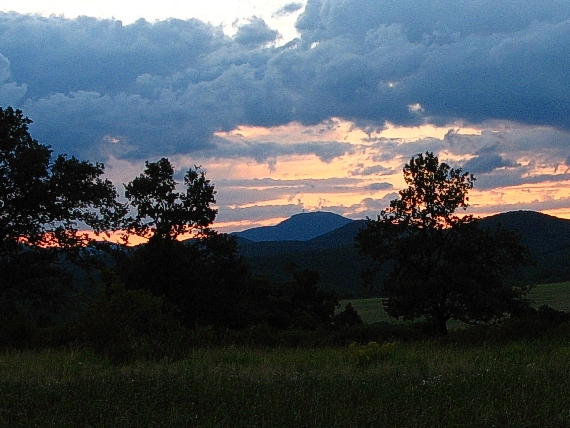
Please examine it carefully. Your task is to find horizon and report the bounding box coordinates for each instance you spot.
[220,207,564,234]
[95,208,560,246]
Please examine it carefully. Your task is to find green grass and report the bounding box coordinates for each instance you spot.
[3,341,570,427]
[529,281,570,310]
[3,282,570,426]
[343,281,570,325]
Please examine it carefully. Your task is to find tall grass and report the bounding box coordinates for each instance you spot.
[2,341,570,427]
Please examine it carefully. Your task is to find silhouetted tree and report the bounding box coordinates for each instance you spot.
[115,230,264,329]
[356,152,533,335]
[0,107,124,255]
[0,106,125,326]
[123,158,216,243]
[118,160,265,328]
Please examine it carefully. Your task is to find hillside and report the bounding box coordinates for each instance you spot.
[237,219,371,297]
[479,210,570,257]
[237,211,570,297]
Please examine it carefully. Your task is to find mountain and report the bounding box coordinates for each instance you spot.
[237,210,570,297]
[233,211,353,242]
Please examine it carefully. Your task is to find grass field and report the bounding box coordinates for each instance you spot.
[343,281,570,324]
[3,341,570,427]
[2,282,570,426]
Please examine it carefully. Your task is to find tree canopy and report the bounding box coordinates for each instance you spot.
[123,158,217,243]
[355,152,533,334]
[0,106,125,256]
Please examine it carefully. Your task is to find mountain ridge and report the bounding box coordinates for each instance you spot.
[233,211,353,242]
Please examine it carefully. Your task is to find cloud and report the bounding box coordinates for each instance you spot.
[209,137,354,163]
[349,193,400,218]
[368,182,393,191]
[295,0,570,130]
[469,197,570,217]
[350,164,394,176]
[273,3,304,18]
[0,54,27,105]
[234,17,278,46]
[462,153,519,175]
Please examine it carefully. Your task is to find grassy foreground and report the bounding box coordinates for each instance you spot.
[2,340,570,427]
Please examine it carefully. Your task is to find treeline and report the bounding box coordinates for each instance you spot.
[0,107,362,362]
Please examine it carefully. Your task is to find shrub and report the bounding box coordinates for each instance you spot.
[333,302,364,328]
[79,279,190,364]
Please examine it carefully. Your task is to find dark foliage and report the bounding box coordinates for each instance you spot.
[117,158,342,333]
[115,236,343,333]
[115,231,265,330]
[123,157,216,243]
[356,152,533,335]
[0,106,124,328]
[0,250,74,329]
[333,302,364,328]
[78,274,191,364]
[259,264,340,330]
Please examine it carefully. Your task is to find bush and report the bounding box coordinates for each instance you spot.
[79,279,191,364]
[333,302,364,328]
[0,308,36,349]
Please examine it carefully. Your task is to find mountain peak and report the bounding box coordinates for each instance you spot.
[234,211,353,242]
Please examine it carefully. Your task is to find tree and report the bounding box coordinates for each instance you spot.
[0,107,125,255]
[120,157,219,311]
[0,106,125,325]
[355,152,533,335]
[123,158,217,243]
[119,158,264,329]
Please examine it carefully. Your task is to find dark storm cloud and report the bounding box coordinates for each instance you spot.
[2,0,570,161]
[295,0,570,129]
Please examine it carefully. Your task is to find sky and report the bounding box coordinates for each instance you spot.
[2,0,570,233]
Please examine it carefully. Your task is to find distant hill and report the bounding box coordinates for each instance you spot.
[233,211,353,242]
[479,211,570,284]
[237,210,570,297]
[479,210,570,257]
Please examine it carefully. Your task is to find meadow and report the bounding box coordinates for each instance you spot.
[1,282,570,427]
[344,281,570,324]
[2,340,570,427]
